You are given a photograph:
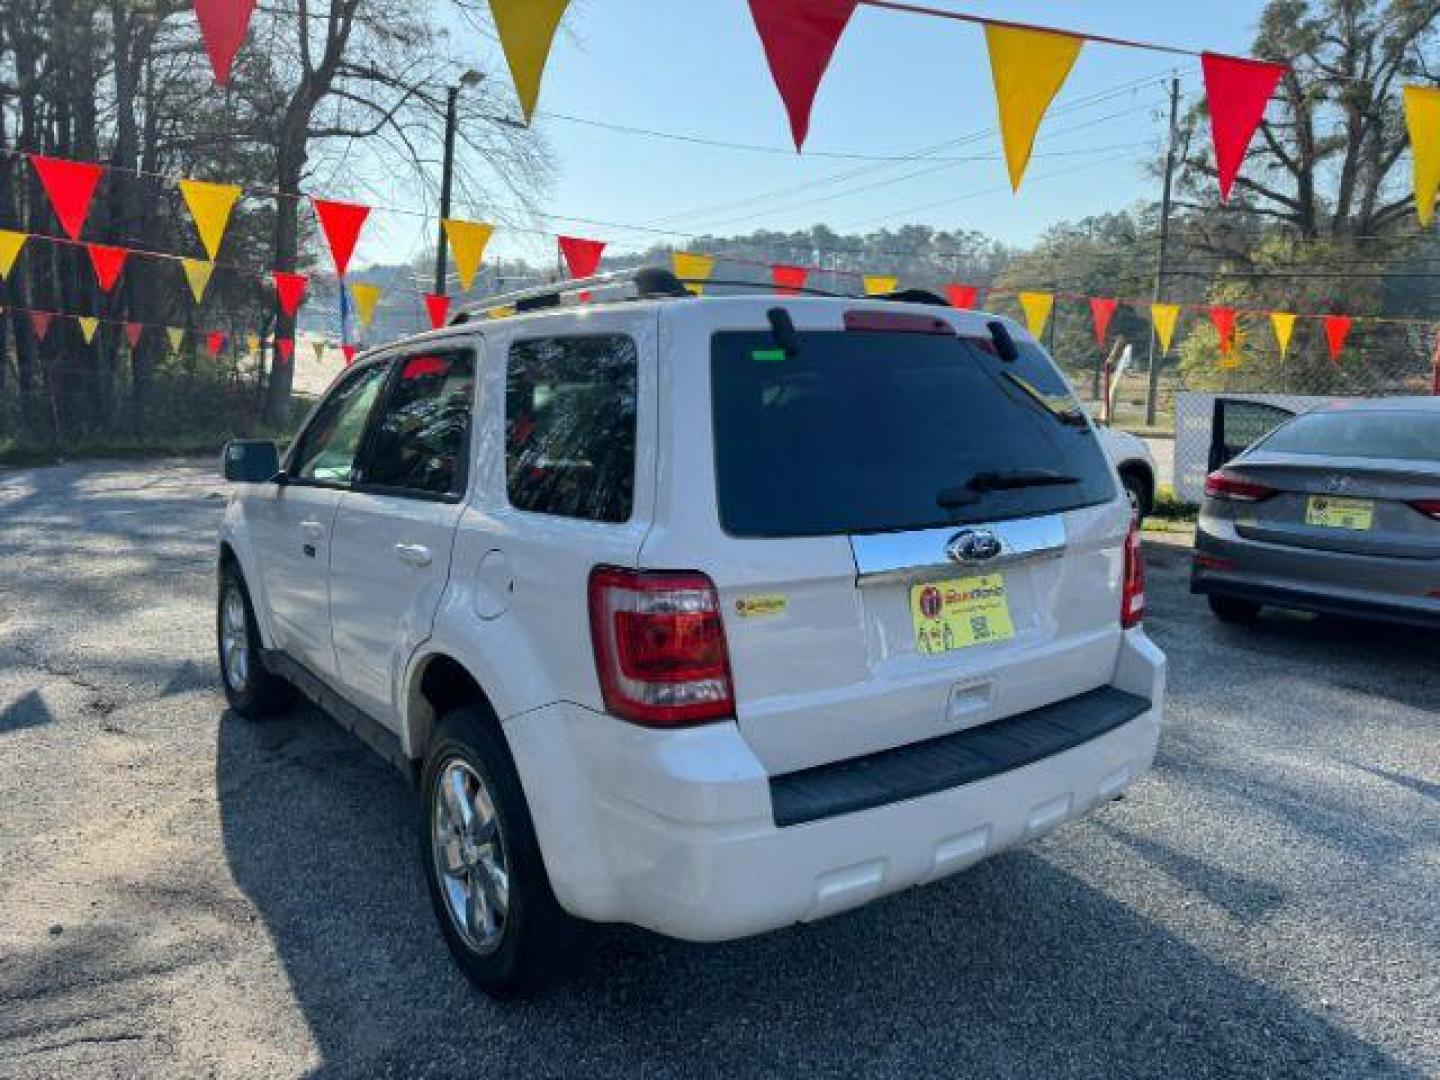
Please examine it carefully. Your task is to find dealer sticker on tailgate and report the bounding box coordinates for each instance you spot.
[1306,495,1374,531]
[910,574,1015,656]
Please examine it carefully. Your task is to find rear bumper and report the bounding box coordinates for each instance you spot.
[1193,518,1440,629]
[1192,575,1440,629]
[504,630,1165,942]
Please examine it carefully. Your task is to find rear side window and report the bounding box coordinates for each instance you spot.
[364,350,475,497]
[506,335,637,523]
[1258,410,1440,462]
[711,330,1115,537]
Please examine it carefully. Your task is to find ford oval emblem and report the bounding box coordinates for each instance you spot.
[946,529,1002,564]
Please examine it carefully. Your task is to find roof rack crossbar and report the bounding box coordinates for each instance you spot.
[447,264,948,325]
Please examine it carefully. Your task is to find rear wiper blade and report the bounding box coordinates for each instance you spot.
[970,469,1081,491]
[937,469,1080,508]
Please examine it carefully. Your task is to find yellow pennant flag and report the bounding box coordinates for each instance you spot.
[1018,291,1054,339]
[1403,86,1440,227]
[442,219,494,291]
[246,333,261,355]
[985,25,1084,191]
[181,259,214,304]
[77,316,99,344]
[178,179,241,260]
[350,282,382,331]
[1270,311,1297,358]
[672,251,716,294]
[491,0,571,123]
[0,229,26,279]
[864,275,899,296]
[1151,303,1181,354]
[167,327,186,354]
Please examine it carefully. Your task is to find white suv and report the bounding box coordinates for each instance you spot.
[217,269,1165,997]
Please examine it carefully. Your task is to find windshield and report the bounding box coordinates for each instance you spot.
[1257,409,1440,463]
[710,330,1116,537]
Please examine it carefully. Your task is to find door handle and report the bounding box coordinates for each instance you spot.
[395,543,433,568]
[299,519,326,540]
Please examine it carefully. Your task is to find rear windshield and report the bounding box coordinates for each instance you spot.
[711,330,1115,537]
[1258,409,1440,463]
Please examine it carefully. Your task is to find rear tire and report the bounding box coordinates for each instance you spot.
[1120,470,1152,522]
[420,706,563,998]
[1208,594,1262,624]
[218,564,295,718]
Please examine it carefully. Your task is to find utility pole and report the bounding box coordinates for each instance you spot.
[434,71,484,298]
[1145,76,1181,428]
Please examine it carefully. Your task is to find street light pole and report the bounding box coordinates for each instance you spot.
[434,86,460,299]
[434,71,484,299]
[1145,76,1181,428]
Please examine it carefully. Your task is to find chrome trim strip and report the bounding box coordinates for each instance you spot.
[851,516,1067,585]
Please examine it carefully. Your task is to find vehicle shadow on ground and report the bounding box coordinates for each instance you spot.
[216,711,1420,1080]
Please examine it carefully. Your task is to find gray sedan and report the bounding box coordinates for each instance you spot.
[1192,397,1440,628]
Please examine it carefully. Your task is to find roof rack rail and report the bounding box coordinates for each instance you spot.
[446,265,943,325]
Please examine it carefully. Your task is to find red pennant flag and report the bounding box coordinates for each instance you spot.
[123,321,143,348]
[1090,297,1119,346]
[311,198,370,277]
[1324,315,1353,362]
[1201,53,1288,203]
[772,264,809,295]
[425,293,451,329]
[276,337,295,362]
[342,344,358,366]
[557,235,606,278]
[194,0,257,86]
[206,330,225,358]
[748,0,859,151]
[87,244,129,292]
[29,155,104,240]
[29,311,53,342]
[1209,306,1238,355]
[272,271,309,317]
[946,283,980,310]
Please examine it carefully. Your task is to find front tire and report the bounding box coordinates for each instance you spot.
[1208,594,1262,624]
[420,706,563,998]
[218,564,295,718]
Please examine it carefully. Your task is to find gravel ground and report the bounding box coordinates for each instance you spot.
[0,459,1435,1079]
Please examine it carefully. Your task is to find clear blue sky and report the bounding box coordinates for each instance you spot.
[381,1,1271,267]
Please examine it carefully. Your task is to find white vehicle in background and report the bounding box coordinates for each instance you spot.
[216,270,1166,997]
[1097,426,1159,519]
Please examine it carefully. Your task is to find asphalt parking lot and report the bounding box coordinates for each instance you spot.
[1,459,1435,1079]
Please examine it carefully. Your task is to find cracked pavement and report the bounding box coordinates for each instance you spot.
[0,459,1436,1079]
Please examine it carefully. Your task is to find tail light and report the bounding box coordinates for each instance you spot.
[1408,499,1440,521]
[588,567,735,727]
[1121,521,1145,628]
[1204,469,1277,502]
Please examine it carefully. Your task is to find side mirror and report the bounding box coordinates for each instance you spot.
[222,440,281,483]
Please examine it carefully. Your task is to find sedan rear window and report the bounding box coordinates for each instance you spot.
[711,330,1115,537]
[1258,410,1440,463]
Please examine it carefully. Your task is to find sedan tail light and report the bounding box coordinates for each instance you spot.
[1408,499,1440,522]
[1121,521,1145,628]
[1204,469,1277,503]
[588,567,735,727]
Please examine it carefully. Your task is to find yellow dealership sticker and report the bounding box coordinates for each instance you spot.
[911,574,1015,655]
[736,595,788,618]
[1306,496,1374,531]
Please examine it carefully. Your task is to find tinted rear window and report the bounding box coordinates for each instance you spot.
[1259,410,1440,462]
[711,330,1115,537]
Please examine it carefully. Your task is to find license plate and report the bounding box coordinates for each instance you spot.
[1306,495,1374,531]
[911,574,1015,655]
